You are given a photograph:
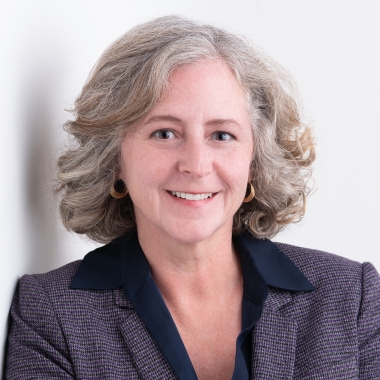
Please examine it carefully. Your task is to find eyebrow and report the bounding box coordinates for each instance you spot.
[144,115,241,127]
[144,115,182,125]
[205,118,241,127]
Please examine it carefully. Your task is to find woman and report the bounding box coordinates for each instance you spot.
[6,16,380,379]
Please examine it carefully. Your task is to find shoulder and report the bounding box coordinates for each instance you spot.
[15,261,84,315]
[275,242,364,288]
[275,241,363,270]
[274,243,380,377]
[19,260,82,292]
[13,259,121,341]
[275,242,380,313]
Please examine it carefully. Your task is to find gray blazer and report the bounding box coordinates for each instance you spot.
[5,235,380,379]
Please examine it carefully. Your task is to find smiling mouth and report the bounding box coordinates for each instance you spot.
[170,191,213,201]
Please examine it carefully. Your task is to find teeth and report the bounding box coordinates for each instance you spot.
[171,191,213,200]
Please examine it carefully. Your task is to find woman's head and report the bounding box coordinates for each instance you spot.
[119,59,254,245]
[57,15,315,243]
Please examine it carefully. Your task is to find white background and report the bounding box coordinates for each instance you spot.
[1,0,379,371]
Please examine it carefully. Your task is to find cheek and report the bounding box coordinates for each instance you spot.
[227,147,253,179]
[119,144,145,191]
[121,146,174,193]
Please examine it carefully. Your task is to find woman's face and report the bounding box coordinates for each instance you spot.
[120,59,253,245]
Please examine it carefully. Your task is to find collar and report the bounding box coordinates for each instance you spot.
[70,232,315,293]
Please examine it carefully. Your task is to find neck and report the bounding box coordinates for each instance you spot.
[136,226,242,304]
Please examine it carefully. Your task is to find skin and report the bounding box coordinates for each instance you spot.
[120,59,254,380]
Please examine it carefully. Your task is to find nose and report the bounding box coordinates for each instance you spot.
[178,139,212,179]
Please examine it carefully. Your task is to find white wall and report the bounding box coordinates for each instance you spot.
[1,0,379,371]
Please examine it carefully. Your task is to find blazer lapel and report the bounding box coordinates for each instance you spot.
[120,315,178,380]
[113,289,178,379]
[251,289,297,380]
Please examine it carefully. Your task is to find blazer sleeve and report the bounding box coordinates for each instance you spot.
[5,274,75,379]
[358,262,380,379]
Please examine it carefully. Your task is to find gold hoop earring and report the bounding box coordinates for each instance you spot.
[110,179,128,199]
[243,182,255,203]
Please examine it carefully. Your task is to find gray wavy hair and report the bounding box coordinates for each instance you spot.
[57,15,315,243]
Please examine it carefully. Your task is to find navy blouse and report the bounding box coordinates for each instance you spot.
[71,233,314,379]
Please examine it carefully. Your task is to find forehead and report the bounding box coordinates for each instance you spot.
[152,59,249,116]
[169,59,243,95]
[169,59,240,87]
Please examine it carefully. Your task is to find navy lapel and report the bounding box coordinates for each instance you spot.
[70,235,129,290]
[233,234,314,292]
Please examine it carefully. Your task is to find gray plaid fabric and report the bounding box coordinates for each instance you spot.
[5,243,380,379]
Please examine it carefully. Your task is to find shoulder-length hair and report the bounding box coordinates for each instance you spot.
[57,15,315,243]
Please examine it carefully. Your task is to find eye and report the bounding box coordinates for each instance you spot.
[152,129,175,139]
[212,131,234,141]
